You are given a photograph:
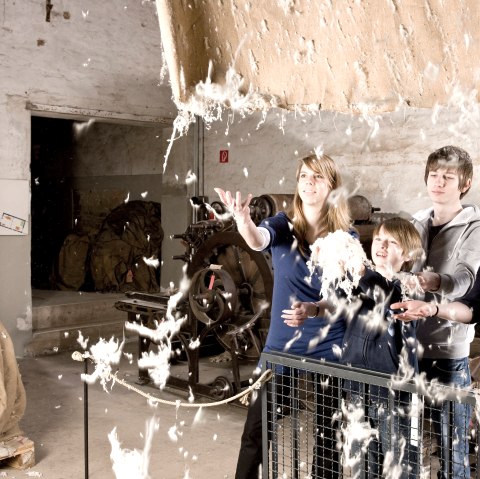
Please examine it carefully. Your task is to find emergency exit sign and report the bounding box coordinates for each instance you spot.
[219,150,229,163]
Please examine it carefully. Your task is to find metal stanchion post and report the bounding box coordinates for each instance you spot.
[84,357,89,479]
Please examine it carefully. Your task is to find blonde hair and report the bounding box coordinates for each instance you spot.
[372,217,423,272]
[289,154,351,255]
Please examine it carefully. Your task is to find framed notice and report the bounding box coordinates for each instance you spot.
[0,179,29,235]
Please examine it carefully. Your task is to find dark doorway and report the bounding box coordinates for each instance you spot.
[30,116,166,292]
[31,117,76,289]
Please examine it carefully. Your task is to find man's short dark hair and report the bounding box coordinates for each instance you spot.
[424,146,473,198]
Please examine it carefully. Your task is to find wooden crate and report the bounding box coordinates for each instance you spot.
[0,435,35,469]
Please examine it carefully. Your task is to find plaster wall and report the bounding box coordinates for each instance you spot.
[0,0,184,355]
[202,107,480,216]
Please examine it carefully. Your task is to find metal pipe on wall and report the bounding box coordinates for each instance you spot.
[192,115,205,224]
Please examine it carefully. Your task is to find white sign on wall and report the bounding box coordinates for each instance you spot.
[0,179,29,235]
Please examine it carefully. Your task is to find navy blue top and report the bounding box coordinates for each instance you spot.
[340,268,418,374]
[260,212,347,362]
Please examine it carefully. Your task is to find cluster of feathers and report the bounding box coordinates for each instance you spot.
[308,230,369,300]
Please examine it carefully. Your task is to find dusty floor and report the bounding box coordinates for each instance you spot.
[9,340,251,479]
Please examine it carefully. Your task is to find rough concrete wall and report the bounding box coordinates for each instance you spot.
[203,107,480,216]
[157,126,193,289]
[0,0,174,117]
[73,123,167,177]
[0,96,35,355]
[157,0,480,113]
[0,0,179,354]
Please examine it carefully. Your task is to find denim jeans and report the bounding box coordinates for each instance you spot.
[368,395,418,479]
[420,357,472,479]
[347,389,418,479]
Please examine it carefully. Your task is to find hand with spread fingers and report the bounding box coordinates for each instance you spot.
[214,187,265,250]
[214,188,252,225]
[391,297,476,324]
[390,300,436,321]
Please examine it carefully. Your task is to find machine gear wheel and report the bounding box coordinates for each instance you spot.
[187,231,273,359]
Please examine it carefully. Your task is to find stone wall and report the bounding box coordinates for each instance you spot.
[0,0,184,354]
[202,107,480,215]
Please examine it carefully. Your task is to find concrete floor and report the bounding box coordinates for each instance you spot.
[15,288,480,478]
[13,340,250,479]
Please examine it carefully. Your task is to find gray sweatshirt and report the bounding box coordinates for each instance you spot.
[412,204,480,359]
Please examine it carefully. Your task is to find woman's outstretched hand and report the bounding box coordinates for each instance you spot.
[214,188,253,224]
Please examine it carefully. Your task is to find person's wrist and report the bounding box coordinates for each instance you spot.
[233,213,249,226]
[307,302,320,318]
[430,303,439,317]
[431,273,441,292]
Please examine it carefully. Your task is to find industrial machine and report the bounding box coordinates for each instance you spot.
[115,193,394,401]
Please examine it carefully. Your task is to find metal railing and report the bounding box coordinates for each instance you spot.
[261,352,479,479]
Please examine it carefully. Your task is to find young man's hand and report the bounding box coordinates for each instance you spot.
[390,300,435,321]
[416,271,441,292]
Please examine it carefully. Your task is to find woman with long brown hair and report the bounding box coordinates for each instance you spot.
[215,153,354,478]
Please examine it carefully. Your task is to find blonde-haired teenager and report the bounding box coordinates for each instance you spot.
[285,217,424,478]
[215,153,354,479]
[340,218,423,479]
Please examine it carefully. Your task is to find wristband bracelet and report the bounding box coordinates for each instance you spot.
[432,304,439,317]
[307,303,320,318]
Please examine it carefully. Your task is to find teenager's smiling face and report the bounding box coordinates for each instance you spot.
[426,168,469,205]
[371,226,407,275]
[297,165,331,207]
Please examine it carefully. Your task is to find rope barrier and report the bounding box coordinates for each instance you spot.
[72,351,273,408]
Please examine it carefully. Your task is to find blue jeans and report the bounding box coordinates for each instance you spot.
[347,389,418,479]
[368,394,418,479]
[420,357,472,479]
